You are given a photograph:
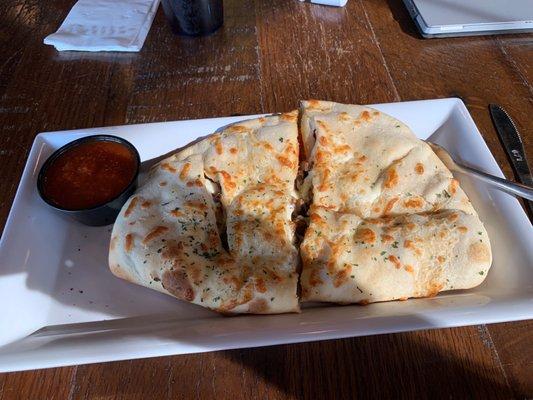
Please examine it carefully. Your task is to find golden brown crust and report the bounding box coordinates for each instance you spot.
[299,100,491,305]
[109,113,301,315]
[110,101,491,312]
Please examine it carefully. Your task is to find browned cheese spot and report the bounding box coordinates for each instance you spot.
[228,125,248,133]
[307,99,322,108]
[388,255,402,269]
[406,223,416,231]
[185,201,208,211]
[261,142,274,151]
[240,284,254,306]
[333,264,352,288]
[318,168,331,192]
[415,163,424,175]
[223,275,242,291]
[276,155,294,169]
[142,226,169,245]
[161,241,183,263]
[284,142,298,157]
[179,163,191,180]
[124,196,139,217]
[186,179,204,187]
[458,226,468,233]
[404,198,424,209]
[219,170,237,190]
[141,201,151,209]
[426,282,444,297]
[437,255,446,264]
[161,163,177,174]
[316,120,330,133]
[381,234,394,243]
[404,265,414,273]
[159,181,167,187]
[355,228,376,244]
[309,268,323,287]
[215,139,224,155]
[124,234,134,252]
[358,299,370,305]
[281,111,298,122]
[162,269,195,302]
[338,112,351,122]
[170,209,183,217]
[384,197,399,214]
[468,242,491,263]
[248,298,269,313]
[447,213,459,222]
[310,213,326,226]
[255,277,267,293]
[450,178,459,194]
[274,220,286,237]
[315,149,330,165]
[360,111,371,122]
[334,144,351,154]
[218,300,238,314]
[229,147,238,154]
[189,266,203,285]
[384,167,399,189]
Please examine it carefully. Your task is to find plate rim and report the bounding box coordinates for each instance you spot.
[1,97,531,372]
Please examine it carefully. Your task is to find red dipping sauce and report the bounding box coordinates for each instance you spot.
[42,140,138,210]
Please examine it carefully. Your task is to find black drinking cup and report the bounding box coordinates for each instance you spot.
[162,0,223,36]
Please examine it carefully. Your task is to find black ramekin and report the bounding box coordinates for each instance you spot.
[37,135,140,227]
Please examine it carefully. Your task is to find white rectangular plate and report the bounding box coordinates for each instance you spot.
[0,98,531,372]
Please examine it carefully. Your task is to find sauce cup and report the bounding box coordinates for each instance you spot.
[37,135,140,226]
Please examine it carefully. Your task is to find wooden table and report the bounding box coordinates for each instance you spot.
[1,0,532,398]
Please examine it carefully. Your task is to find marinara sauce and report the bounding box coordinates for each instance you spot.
[42,140,137,210]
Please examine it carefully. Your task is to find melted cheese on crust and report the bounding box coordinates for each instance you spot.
[299,100,491,304]
[110,112,300,314]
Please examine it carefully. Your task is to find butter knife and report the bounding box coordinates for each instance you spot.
[489,104,533,217]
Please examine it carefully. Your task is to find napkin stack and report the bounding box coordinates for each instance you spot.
[44,0,160,52]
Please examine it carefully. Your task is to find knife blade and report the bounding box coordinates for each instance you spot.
[489,104,533,218]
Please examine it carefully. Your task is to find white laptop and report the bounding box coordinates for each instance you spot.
[403,0,533,38]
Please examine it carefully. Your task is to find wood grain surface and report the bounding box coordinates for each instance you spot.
[0,0,532,398]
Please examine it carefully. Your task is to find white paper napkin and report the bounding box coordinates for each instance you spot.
[44,0,160,52]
